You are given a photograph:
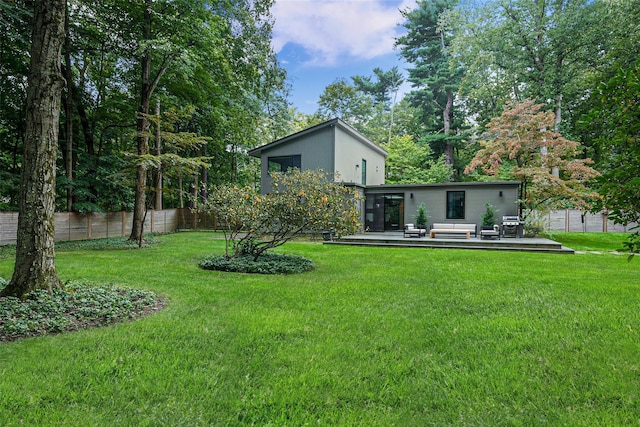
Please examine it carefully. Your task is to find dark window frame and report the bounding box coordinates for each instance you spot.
[268,155,301,173]
[361,159,367,185]
[446,191,465,219]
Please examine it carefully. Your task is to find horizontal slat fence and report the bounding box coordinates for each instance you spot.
[0,208,637,246]
[542,210,637,233]
[1,209,189,245]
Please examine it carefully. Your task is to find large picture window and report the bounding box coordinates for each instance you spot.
[268,155,301,173]
[446,191,465,219]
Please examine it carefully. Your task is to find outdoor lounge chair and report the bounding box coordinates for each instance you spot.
[404,223,426,238]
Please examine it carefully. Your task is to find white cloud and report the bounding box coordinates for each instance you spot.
[272,0,416,66]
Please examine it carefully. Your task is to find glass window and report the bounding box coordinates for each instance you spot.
[446,191,465,219]
[268,155,301,173]
[361,159,367,185]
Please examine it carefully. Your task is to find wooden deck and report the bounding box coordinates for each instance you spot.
[325,232,575,254]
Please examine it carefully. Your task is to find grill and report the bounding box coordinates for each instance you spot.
[501,215,523,238]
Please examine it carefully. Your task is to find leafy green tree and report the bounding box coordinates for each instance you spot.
[317,78,373,126]
[288,108,326,134]
[352,67,405,144]
[569,0,640,256]
[465,100,600,217]
[451,0,603,131]
[397,0,464,168]
[198,169,362,261]
[2,0,65,298]
[584,62,640,256]
[0,0,31,209]
[352,67,404,110]
[141,106,212,210]
[382,135,452,184]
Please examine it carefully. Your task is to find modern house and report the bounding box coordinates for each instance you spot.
[248,118,521,232]
[248,118,386,193]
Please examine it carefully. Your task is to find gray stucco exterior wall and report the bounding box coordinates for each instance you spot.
[365,181,520,231]
[256,125,335,193]
[334,126,385,186]
[249,118,386,193]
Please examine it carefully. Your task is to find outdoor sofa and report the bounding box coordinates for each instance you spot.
[429,223,477,239]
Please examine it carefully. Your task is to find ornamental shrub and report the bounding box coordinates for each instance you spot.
[199,253,315,274]
[196,169,362,260]
[481,202,498,227]
[414,203,429,227]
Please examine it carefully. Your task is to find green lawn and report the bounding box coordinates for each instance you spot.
[1,232,639,425]
[540,231,633,252]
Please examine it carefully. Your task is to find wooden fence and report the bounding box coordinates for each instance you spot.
[542,210,637,233]
[0,208,219,246]
[0,208,637,246]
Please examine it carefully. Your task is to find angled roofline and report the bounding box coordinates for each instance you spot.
[247,118,388,158]
[363,181,522,190]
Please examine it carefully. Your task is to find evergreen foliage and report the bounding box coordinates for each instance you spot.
[414,203,429,228]
[480,202,497,227]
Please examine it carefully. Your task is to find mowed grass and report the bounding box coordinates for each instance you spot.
[540,231,633,252]
[0,232,639,426]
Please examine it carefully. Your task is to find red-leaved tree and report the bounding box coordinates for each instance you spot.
[465,99,600,216]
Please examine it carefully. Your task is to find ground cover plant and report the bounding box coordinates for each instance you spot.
[199,252,314,274]
[0,237,165,341]
[0,232,639,425]
[0,281,164,342]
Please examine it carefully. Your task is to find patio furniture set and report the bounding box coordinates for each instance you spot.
[404,222,509,240]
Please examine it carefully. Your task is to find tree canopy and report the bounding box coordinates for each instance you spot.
[465,99,600,215]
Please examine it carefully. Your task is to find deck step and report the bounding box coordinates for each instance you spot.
[325,235,574,254]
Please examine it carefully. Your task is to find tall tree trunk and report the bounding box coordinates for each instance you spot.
[443,89,454,169]
[178,172,184,208]
[200,145,207,202]
[129,0,153,242]
[63,1,73,212]
[552,93,562,177]
[130,0,171,240]
[154,99,162,210]
[387,87,398,145]
[554,93,562,133]
[2,0,65,298]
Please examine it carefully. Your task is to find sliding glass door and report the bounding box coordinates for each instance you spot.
[365,193,404,231]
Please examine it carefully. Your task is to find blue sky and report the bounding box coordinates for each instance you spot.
[271,0,417,115]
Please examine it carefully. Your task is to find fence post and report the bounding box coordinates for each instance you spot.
[87,213,92,239]
[121,211,126,237]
